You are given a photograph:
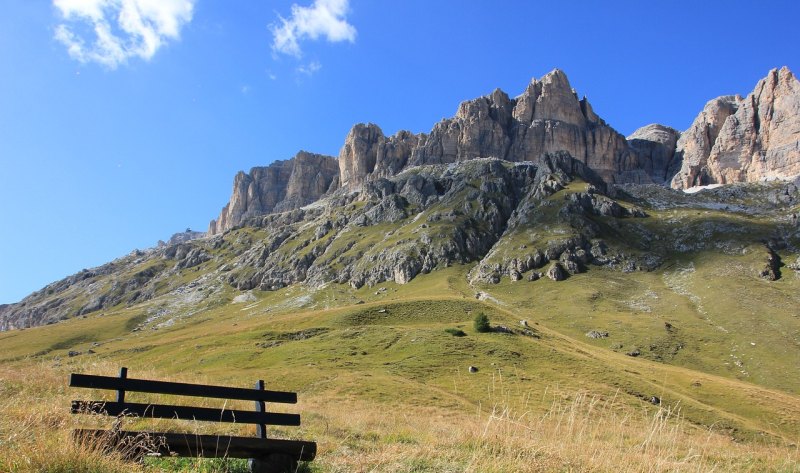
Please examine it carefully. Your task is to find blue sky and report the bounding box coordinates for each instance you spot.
[1,0,797,304]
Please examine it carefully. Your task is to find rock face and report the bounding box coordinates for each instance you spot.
[337,70,660,186]
[209,151,338,234]
[670,96,743,188]
[222,152,647,293]
[211,67,800,233]
[338,125,420,190]
[338,123,383,191]
[158,229,205,247]
[671,67,800,188]
[627,124,681,184]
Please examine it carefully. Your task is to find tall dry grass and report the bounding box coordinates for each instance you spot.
[1,360,798,472]
[0,360,135,472]
[0,359,255,472]
[303,382,799,472]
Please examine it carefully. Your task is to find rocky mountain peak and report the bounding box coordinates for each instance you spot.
[338,123,386,191]
[208,151,338,234]
[530,68,588,126]
[671,66,799,188]
[209,67,800,235]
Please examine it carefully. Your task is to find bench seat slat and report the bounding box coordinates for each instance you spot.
[72,401,301,426]
[69,374,297,404]
[73,429,316,461]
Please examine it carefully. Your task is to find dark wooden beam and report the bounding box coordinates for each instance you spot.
[116,367,127,403]
[69,373,297,403]
[72,401,301,426]
[255,379,267,439]
[73,429,316,461]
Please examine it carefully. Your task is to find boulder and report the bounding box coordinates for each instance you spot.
[546,262,567,281]
[585,330,609,339]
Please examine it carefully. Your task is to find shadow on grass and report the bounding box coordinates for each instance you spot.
[142,457,317,473]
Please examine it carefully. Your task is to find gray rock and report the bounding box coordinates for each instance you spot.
[585,330,609,339]
[546,262,567,281]
[527,271,543,281]
[627,124,681,184]
[650,396,661,405]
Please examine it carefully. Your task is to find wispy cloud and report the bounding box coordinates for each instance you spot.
[296,61,321,76]
[271,0,356,58]
[53,0,195,69]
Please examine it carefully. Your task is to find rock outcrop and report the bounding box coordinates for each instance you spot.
[209,151,338,234]
[670,96,743,188]
[671,67,800,188]
[627,124,681,184]
[158,229,206,247]
[337,70,660,186]
[211,68,800,234]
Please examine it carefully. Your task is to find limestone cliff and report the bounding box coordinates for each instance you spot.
[210,67,800,234]
[671,67,800,188]
[627,124,681,184]
[209,151,338,234]
[670,96,743,188]
[338,69,659,188]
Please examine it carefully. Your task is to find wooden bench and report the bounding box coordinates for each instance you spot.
[69,367,316,473]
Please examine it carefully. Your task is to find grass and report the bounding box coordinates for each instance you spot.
[1,361,797,472]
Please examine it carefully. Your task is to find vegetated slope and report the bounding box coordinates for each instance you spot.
[1,162,799,449]
[1,265,800,447]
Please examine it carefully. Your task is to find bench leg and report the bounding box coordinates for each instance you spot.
[248,454,297,473]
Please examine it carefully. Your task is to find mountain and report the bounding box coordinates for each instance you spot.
[3,69,800,464]
[208,67,800,235]
[2,67,799,332]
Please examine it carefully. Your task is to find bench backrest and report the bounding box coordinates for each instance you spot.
[70,367,300,438]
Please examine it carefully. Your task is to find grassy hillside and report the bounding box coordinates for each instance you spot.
[2,175,800,471]
[1,263,800,471]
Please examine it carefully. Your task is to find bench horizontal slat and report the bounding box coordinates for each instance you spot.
[73,429,316,461]
[72,401,301,426]
[69,373,297,403]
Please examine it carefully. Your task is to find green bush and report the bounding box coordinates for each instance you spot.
[473,312,491,333]
[444,328,466,337]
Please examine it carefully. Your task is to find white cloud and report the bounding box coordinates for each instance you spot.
[296,61,321,76]
[53,0,195,69]
[271,0,356,58]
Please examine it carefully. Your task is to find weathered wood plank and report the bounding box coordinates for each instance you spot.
[73,429,316,461]
[69,373,297,403]
[71,401,301,426]
[255,379,267,439]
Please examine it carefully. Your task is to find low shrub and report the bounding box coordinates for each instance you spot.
[473,312,491,333]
